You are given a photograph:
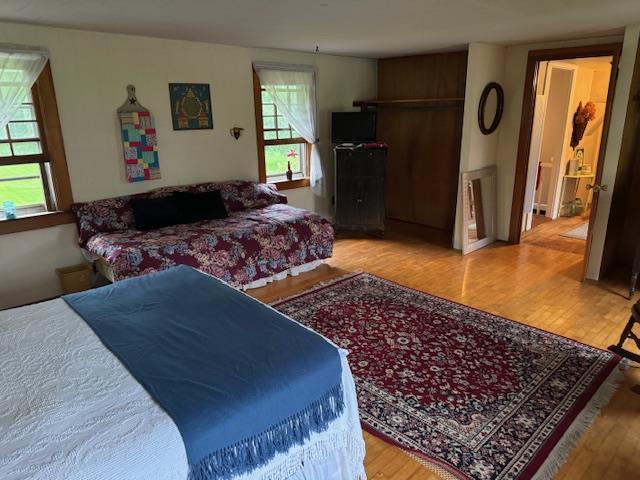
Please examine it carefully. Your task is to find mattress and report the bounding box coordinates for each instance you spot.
[0,298,365,480]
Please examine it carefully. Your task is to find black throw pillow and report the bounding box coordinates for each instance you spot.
[131,196,181,231]
[173,190,228,224]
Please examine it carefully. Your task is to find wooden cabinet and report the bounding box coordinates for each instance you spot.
[334,146,386,234]
[376,51,467,235]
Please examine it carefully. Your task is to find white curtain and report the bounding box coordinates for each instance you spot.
[0,44,48,131]
[254,62,324,195]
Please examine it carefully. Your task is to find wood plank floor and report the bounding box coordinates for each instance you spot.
[249,220,640,480]
[522,216,588,255]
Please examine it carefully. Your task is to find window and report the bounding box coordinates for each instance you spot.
[0,61,73,234]
[1,91,49,215]
[253,71,311,189]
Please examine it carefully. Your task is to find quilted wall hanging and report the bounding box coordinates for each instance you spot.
[117,85,161,182]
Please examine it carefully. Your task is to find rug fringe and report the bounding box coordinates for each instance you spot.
[531,362,628,480]
[404,451,464,480]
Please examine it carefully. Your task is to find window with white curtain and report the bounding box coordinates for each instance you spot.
[254,77,310,183]
[0,46,74,234]
[0,89,51,216]
[252,63,323,192]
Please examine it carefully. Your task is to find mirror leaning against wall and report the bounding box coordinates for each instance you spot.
[462,165,497,255]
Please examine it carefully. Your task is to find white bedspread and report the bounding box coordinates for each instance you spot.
[0,299,365,480]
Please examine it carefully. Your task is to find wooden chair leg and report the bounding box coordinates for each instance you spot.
[629,241,640,299]
[608,313,640,395]
[629,271,638,300]
[608,307,640,364]
[614,315,637,349]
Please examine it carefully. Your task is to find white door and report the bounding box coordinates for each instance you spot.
[547,62,578,219]
[527,62,577,219]
[522,61,577,228]
[522,93,547,232]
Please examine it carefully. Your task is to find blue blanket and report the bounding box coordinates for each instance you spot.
[63,266,344,480]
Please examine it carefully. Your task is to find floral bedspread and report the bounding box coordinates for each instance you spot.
[85,204,334,286]
[73,181,288,246]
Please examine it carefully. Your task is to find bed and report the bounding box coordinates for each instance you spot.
[72,181,334,289]
[0,267,365,480]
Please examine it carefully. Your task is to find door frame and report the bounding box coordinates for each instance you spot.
[508,43,622,272]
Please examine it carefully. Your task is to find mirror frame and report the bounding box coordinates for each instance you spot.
[462,165,497,255]
[478,82,504,135]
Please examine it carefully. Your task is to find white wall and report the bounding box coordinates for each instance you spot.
[454,43,506,250]
[0,22,376,309]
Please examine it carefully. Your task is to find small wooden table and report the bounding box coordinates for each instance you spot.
[559,173,594,216]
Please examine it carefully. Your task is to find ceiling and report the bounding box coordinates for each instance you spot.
[0,0,638,58]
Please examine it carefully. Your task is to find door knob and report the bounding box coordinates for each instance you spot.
[586,184,608,192]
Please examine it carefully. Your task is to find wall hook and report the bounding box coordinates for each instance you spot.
[117,84,149,113]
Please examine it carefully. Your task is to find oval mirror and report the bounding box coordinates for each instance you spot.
[478,82,504,135]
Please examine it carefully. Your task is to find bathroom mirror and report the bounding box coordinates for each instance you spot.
[462,166,497,254]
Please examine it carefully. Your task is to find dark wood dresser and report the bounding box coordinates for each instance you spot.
[334,145,386,235]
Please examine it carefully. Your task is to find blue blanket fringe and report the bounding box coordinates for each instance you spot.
[188,383,345,480]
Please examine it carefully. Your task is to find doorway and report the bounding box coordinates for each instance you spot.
[509,44,621,275]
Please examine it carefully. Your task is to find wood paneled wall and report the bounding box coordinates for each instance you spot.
[377,51,467,234]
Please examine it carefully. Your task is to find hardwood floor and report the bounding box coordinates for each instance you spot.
[522,216,588,255]
[250,220,640,480]
[531,213,553,229]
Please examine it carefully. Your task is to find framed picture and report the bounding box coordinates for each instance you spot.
[169,83,213,130]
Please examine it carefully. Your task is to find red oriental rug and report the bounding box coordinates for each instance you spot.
[272,273,624,480]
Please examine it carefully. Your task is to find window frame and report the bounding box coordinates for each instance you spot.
[252,70,311,190]
[1,86,53,213]
[0,61,74,235]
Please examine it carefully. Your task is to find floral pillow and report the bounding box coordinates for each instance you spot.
[147,181,286,212]
[219,181,288,212]
[72,195,136,245]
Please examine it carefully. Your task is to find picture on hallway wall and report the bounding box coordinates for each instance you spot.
[169,83,213,130]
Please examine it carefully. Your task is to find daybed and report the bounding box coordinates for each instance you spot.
[72,180,334,288]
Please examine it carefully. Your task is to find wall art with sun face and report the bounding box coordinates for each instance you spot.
[169,83,214,130]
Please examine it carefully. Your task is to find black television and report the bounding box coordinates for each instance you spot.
[331,112,376,144]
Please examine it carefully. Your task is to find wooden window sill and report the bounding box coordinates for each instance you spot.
[271,178,311,190]
[0,211,75,235]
